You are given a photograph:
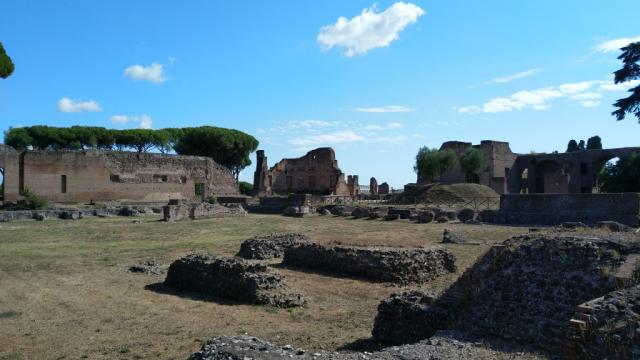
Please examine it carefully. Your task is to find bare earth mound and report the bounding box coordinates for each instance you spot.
[399,183,500,204]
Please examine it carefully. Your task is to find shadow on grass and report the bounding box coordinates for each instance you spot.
[144,282,245,306]
[337,337,387,352]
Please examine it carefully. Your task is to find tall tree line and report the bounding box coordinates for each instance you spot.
[3,126,258,180]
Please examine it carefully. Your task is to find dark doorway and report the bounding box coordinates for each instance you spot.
[61,175,67,193]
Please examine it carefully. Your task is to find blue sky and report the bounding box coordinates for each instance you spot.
[1,1,640,188]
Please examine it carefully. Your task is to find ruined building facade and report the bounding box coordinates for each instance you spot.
[419,140,518,194]
[0,145,239,204]
[252,147,353,196]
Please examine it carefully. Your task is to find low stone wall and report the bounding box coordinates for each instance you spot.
[162,202,247,221]
[498,193,640,226]
[372,234,638,352]
[237,233,310,260]
[566,285,640,359]
[0,206,156,222]
[282,243,456,284]
[164,253,304,307]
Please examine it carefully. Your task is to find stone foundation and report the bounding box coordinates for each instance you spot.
[282,243,456,284]
[162,202,246,221]
[372,235,639,352]
[237,234,310,260]
[164,254,304,307]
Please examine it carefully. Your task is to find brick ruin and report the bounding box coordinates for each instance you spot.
[252,147,357,196]
[0,145,239,204]
[418,140,517,194]
[417,140,640,195]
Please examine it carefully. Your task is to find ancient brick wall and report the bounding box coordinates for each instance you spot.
[499,193,640,226]
[253,147,351,196]
[2,148,238,204]
[426,140,518,194]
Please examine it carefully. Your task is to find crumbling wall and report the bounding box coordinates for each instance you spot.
[5,149,239,204]
[237,233,310,259]
[163,202,246,221]
[256,147,351,196]
[372,235,637,352]
[283,243,456,284]
[164,253,304,307]
[499,193,640,226]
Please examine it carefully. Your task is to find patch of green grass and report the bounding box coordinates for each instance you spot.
[0,311,20,319]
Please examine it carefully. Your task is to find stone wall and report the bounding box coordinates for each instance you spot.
[498,193,640,226]
[163,202,246,221]
[1,148,239,204]
[283,243,456,284]
[425,140,517,194]
[372,234,638,353]
[164,254,304,307]
[252,147,352,196]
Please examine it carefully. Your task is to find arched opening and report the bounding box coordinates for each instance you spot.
[520,168,528,193]
[594,156,620,193]
[0,166,4,202]
[535,160,569,193]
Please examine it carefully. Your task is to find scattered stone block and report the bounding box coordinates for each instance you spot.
[417,210,435,224]
[351,207,371,219]
[596,221,631,232]
[330,205,354,216]
[164,253,304,307]
[237,233,310,260]
[457,208,476,222]
[385,213,400,221]
[388,208,414,219]
[283,206,309,218]
[283,243,456,284]
[442,229,481,245]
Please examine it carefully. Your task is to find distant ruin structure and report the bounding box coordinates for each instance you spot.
[347,175,360,196]
[417,140,640,195]
[422,140,517,194]
[252,147,352,196]
[0,146,239,204]
[507,147,640,194]
[370,177,378,195]
[378,182,390,195]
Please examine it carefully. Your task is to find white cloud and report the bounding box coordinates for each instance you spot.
[595,36,640,53]
[109,114,153,129]
[485,68,541,85]
[138,115,153,129]
[110,115,130,124]
[387,122,403,129]
[317,2,424,57]
[57,97,102,113]
[457,78,640,114]
[364,125,385,131]
[124,62,166,84]
[354,105,415,113]
[290,130,365,146]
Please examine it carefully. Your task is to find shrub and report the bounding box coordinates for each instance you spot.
[239,181,253,195]
[21,188,49,210]
[207,196,217,204]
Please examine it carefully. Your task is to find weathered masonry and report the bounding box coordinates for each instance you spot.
[0,146,239,204]
[508,147,640,194]
[252,147,353,196]
[420,140,517,194]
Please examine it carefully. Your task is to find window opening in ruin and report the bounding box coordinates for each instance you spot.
[0,167,4,201]
[61,175,67,193]
[195,183,204,197]
[180,176,187,184]
[154,174,168,183]
[505,167,510,177]
[308,176,316,189]
[580,163,588,175]
[110,174,120,182]
[520,168,528,194]
[268,175,272,187]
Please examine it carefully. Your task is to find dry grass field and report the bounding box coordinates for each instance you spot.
[0,214,531,359]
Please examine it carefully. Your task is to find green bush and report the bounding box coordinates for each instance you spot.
[238,181,253,195]
[207,196,217,204]
[21,188,49,210]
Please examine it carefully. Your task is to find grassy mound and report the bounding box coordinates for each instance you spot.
[398,183,499,203]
